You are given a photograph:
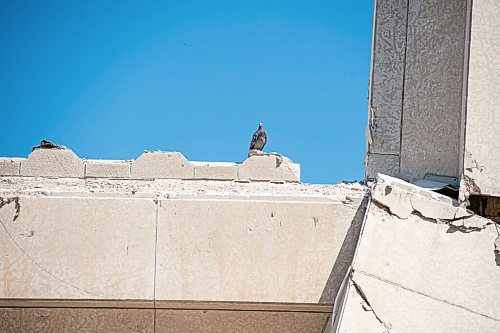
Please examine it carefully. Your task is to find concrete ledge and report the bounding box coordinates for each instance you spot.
[0,158,22,176]
[193,162,238,180]
[20,149,84,178]
[131,151,194,179]
[1,149,301,183]
[238,154,300,182]
[85,160,131,178]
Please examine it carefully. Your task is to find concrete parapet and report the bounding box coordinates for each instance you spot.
[85,160,131,178]
[0,148,301,183]
[130,151,194,179]
[193,162,238,180]
[20,149,84,178]
[238,153,300,182]
[0,158,22,176]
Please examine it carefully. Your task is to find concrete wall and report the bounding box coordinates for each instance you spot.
[366,0,469,181]
[0,153,367,332]
[462,0,500,197]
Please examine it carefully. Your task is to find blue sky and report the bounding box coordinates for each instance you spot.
[0,0,373,184]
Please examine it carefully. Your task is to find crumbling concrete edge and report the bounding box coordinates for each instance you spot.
[328,196,373,333]
[328,174,500,333]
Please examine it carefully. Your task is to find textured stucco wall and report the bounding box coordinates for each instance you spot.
[399,0,467,180]
[366,0,469,181]
[463,0,500,197]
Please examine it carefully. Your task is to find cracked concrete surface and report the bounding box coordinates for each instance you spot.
[330,174,500,333]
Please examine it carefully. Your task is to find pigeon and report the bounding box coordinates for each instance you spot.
[249,123,267,152]
[32,140,65,151]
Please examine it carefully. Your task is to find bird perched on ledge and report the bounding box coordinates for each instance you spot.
[249,123,267,155]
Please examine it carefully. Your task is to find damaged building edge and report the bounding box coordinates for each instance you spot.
[327,174,500,333]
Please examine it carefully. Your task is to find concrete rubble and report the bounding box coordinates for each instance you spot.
[328,174,500,333]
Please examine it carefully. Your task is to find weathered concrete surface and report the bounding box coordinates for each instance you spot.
[239,154,300,182]
[155,198,363,303]
[1,149,302,183]
[331,174,500,332]
[192,161,238,180]
[336,271,500,333]
[0,175,367,304]
[0,196,157,299]
[0,307,155,333]
[21,149,84,178]
[85,159,131,178]
[131,151,194,179]
[364,153,399,180]
[462,0,500,197]
[399,0,467,180]
[366,0,408,156]
[0,159,21,176]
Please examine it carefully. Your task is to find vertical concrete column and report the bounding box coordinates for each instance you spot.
[399,0,468,180]
[365,0,408,179]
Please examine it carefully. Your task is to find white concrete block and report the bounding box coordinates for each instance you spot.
[131,151,194,179]
[238,154,300,182]
[0,158,22,176]
[20,149,84,178]
[192,162,238,180]
[85,160,131,178]
[155,198,361,303]
[0,196,157,299]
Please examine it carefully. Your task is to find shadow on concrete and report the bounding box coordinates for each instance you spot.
[318,195,369,304]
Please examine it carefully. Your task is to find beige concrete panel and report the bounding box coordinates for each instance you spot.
[0,196,156,299]
[365,153,399,180]
[353,204,500,321]
[131,151,194,179]
[20,149,85,178]
[337,272,500,333]
[463,0,500,196]
[155,309,329,333]
[367,0,408,154]
[155,199,361,303]
[400,0,467,180]
[85,159,131,178]
[238,154,300,182]
[193,162,238,180]
[0,158,21,176]
[0,308,154,333]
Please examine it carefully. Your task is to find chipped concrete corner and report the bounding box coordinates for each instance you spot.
[327,174,500,333]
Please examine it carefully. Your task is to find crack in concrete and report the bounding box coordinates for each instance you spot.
[356,270,500,323]
[0,216,102,298]
[351,277,392,331]
[0,197,21,221]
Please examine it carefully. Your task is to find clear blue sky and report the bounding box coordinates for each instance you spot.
[0,0,373,184]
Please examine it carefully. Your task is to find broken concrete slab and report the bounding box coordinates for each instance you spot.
[238,153,300,183]
[331,174,500,332]
[372,174,472,221]
[0,158,22,176]
[192,162,238,180]
[130,151,194,179]
[20,149,84,178]
[85,160,131,179]
[334,271,500,333]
